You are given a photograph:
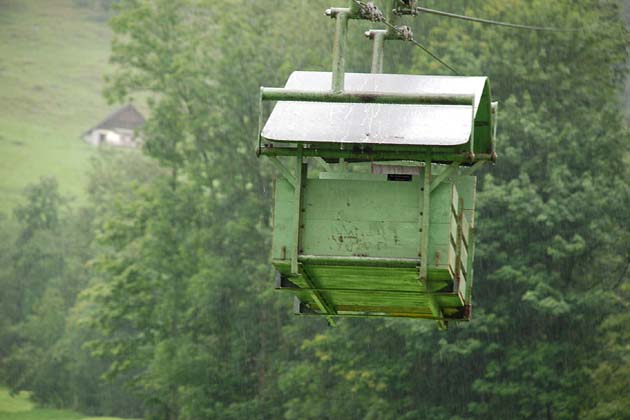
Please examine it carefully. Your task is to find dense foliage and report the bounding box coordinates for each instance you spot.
[1,0,629,419]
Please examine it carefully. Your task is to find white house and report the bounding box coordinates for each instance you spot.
[82,104,145,147]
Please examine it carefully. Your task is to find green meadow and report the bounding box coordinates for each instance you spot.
[0,388,134,420]
[0,0,115,212]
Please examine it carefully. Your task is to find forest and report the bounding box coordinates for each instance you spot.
[0,0,629,419]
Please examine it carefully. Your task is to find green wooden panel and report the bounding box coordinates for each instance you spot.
[277,265,451,292]
[302,220,419,258]
[308,266,449,292]
[299,176,457,259]
[271,170,478,321]
[322,290,429,307]
[304,177,419,223]
[307,265,421,291]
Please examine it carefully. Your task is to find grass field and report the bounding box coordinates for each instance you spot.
[0,388,135,420]
[0,0,116,212]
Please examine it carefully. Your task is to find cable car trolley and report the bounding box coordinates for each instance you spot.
[256,0,498,329]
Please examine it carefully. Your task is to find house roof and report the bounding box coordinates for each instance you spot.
[86,104,145,134]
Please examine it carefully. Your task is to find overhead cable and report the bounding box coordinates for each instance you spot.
[352,0,460,75]
[380,19,459,75]
[412,5,582,32]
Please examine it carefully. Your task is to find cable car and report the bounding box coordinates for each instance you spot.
[256,1,498,329]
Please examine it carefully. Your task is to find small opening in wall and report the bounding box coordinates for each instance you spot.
[387,174,412,182]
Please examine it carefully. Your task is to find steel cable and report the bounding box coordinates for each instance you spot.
[412,5,583,32]
[352,0,459,75]
[379,19,459,75]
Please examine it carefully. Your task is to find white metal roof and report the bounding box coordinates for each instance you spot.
[261,71,490,146]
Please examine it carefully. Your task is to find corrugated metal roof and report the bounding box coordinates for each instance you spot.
[262,71,490,146]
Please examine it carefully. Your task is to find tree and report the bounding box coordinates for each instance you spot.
[582,283,630,419]
[4,0,626,418]
[259,0,630,419]
[0,178,88,406]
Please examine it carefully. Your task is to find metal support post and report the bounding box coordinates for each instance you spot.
[297,254,419,267]
[257,88,264,154]
[465,227,475,305]
[491,101,498,160]
[469,104,476,159]
[370,30,386,73]
[332,10,349,92]
[419,161,447,330]
[455,197,465,297]
[291,145,305,274]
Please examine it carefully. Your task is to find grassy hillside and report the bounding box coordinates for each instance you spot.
[0,0,116,212]
[0,388,134,420]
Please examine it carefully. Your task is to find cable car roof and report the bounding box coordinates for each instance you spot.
[261,71,492,147]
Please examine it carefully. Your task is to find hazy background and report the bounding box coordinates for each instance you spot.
[0,0,629,419]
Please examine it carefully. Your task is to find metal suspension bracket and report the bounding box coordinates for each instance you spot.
[362,0,416,74]
[360,1,385,21]
[364,29,386,73]
[326,0,391,90]
[329,8,350,92]
[363,23,411,73]
[393,0,417,16]
[325,0,365,92]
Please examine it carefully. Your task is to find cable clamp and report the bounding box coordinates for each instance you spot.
[359,1,385,22]
[395,25,414,41]
[393,0,417,15]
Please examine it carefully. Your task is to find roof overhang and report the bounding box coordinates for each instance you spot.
[261,71,492,147]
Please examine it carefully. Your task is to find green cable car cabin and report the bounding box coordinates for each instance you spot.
[256,1,497,329]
